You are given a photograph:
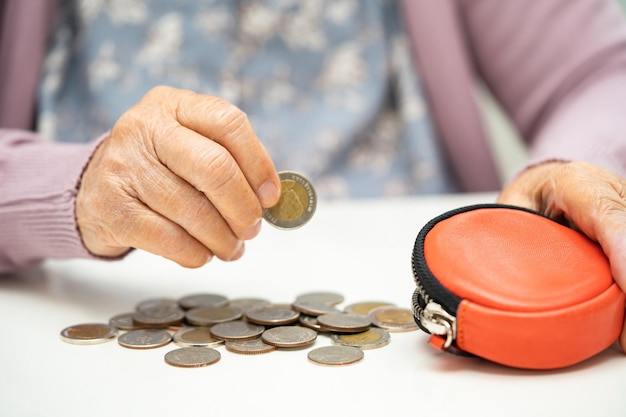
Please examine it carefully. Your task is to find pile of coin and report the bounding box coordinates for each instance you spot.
[60,291,419,368]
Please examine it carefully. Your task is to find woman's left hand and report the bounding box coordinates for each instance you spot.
[497,161,626,352]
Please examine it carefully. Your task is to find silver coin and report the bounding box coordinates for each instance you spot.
[261,326,318,348]
[135,298,179,312]
[185,306,243,326]
[263,171,317,230]
[173,327,224,348]
[132,304,185,327]
[316,312,371,333]
[307,345,364,366]
[209,321,265,341]
[330,327,390,350]
[117,329,172,349]
[109,312,142,331]
[298,315,324,331]
[245,306,300,326]
[164,347,221,368]
[60,323,117,345]
[177,293,229,310]
[227,298,272,313]
[291,300,341,316]
[368,306,419,332]
[295,291,344,306]
[225,338,277,355]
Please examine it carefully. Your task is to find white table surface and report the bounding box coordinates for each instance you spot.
[1,193,624,417]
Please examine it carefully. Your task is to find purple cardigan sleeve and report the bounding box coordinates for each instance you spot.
[460,0,626,177]
[0,129,104,273]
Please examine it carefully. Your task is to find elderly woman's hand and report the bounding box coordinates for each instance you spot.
[75,86,281,267]
[497,161,626,352]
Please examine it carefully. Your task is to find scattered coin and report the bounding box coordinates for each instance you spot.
[245,306,300,326]
[164,347,221,368]
[316,312,371,333]
[344,301,395,316]
[172,327,224,348]
[177,293,229,310]
[63,292,411,367]
[60,323,117,345]
[331,328,390,350]
[307,345,364,366]
[118,329,172,349]
[261,326,318,348]
[368,306,419,332]
[263,171,317,230]
[185,306,243,326]
[225,338,277,355]
[209,321,265,341]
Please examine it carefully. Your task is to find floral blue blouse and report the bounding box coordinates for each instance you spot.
[38,0,456,198]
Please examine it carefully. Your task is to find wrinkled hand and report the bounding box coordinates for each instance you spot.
[497,161,626,352]
[76,86,281,267]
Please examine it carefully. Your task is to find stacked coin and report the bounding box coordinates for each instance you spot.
[60,291,419,368]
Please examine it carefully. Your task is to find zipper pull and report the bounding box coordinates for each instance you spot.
[420,301,457,349]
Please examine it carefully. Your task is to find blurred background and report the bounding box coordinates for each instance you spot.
[487,0,626,184]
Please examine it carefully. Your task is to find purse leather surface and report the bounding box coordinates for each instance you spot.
[424,207,625,369]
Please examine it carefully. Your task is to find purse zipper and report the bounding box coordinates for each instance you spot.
[411,205,515,352]
[411,203,545,353]
[412,284,457,349]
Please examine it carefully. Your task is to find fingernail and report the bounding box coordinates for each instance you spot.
[258,180,279,207]
[230,241,245,261]
[241,219,262,240]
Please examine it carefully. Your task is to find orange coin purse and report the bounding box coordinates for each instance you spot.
[411,204,625,369]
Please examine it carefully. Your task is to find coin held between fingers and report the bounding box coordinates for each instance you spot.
[263,171,317,230]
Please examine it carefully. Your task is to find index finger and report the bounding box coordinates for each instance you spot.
[176,90,281,208]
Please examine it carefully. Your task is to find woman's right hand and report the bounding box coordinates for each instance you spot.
[75,86,281,267]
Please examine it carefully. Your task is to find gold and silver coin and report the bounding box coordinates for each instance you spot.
[331,327,390,350]
[60,323,117,345]
[164,347,221,368]
[344,301,394,316]
[263,171,316,230]
[117,329,172,349]
[368,306,419,332]
[261,326,318,348]
[172,327,224,348]
[307,345,364,366]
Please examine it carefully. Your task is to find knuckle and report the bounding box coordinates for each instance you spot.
[207,100,250,139]
[197,148,239,193]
